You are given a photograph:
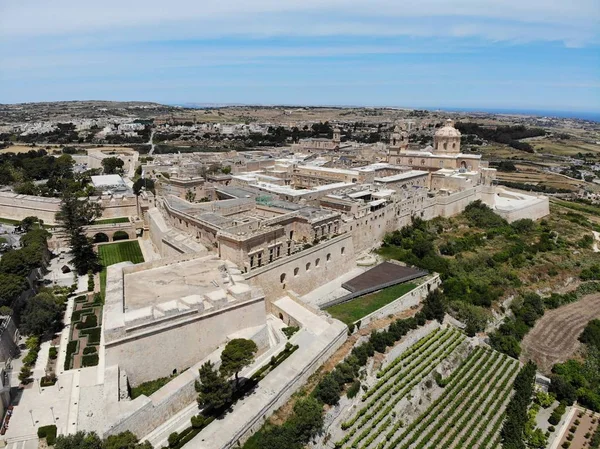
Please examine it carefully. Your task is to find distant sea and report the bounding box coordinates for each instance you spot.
[174,103,600,123]
[421,107,600,123]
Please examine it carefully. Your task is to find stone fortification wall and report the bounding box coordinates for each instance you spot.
[495,198,549,222]
[357,275,441,326]
[104,295,267,385]
[0,192,140,225]
[0,192,61,224]
[103,325,269,439]
[245,234,355,301]
[434,187,481,217]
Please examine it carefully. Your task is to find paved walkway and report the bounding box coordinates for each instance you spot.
[2,286,89,448]
[185,311,346,448]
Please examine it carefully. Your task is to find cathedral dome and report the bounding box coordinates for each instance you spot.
[435,119,461,138]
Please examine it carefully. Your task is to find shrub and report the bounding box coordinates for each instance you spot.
[87,270,95,291]
[80,327,101,344]
[82,353,99,367]
[41,373,57,387]
[347,380,361,399]
[64,340,78,370]
[168,432,179,448]
[83,346,97,355]
[19,366,32,383]
[282,326,299,339]
[49,346,58,359]
[76,313,98,329]
[37,425,57,445]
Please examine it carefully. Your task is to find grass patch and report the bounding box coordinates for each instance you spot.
[98,240,144,299]
[0,217,21,225]
[325,282,418,324]
[130,374,178,399]
[93,217,130,225]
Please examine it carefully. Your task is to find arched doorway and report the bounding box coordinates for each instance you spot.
[112,230,130,241]
[93,233,109,243]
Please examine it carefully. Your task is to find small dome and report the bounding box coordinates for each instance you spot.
[435,119,461,138]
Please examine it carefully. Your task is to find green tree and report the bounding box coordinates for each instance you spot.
[54,431,103,449]
[20,291,62,336]
[104,431,152,449]
[314,373,341,406]
[220,338,258,386]
[288,396,323,442]
[133,178,155,195]
[580,319,600,351]
[195,360,232,411]
[0,273,28,307]
[56,190,102,274]
[101,157,124,174]
[422,289,446,323]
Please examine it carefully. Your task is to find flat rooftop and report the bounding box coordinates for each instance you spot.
[124,257,231,309]
[342,261,427,293]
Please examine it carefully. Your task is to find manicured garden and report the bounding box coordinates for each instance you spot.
[325,282,418,325]
[64,241,145,370]
[93,217,131,225]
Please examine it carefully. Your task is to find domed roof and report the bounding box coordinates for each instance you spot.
[435,119,461,138]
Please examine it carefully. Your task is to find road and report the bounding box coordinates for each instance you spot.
[148,129,156,155]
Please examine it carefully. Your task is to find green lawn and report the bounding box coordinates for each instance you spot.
[130,373,179,399]
[0,217,21,225]
[325,282,418,325]
[93,217,130,225]
[98,241,144,299]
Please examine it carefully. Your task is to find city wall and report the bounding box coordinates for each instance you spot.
[0,192,140,225]
[0,192,61,224]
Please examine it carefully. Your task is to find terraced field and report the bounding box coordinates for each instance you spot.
[333,328,519,449]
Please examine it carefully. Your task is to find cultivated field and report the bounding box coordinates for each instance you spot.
[521,293,600,373]
[330,327,518,449]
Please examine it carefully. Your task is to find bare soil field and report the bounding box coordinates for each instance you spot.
[0,144,62,154]
[558,408,599,449]
[521,293,600,373]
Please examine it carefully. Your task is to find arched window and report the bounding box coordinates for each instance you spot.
[341,247,345,255]
[443,142,447,150]
[421,159,425,166]
[306,262,311,271]
[315,258,320,267]
[326,253,331,262]
[408,158,413,165]
[294,267,299,276]
[280,273,286,283]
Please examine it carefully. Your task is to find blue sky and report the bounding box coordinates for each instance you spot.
[0,0,599,112]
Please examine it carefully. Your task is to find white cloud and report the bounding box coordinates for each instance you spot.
[0,0,598,45]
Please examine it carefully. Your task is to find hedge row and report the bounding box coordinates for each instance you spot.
[38,425,57,445]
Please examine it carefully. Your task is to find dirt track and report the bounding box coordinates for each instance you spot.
[521,293,600,373]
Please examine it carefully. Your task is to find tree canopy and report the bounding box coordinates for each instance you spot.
[196,360,232,411]
[19,291,62,336]
[57,190,103,274]
[101,157,125,174]
[220,338,258,383]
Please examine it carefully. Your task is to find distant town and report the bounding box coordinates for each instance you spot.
[0,102,599,449]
